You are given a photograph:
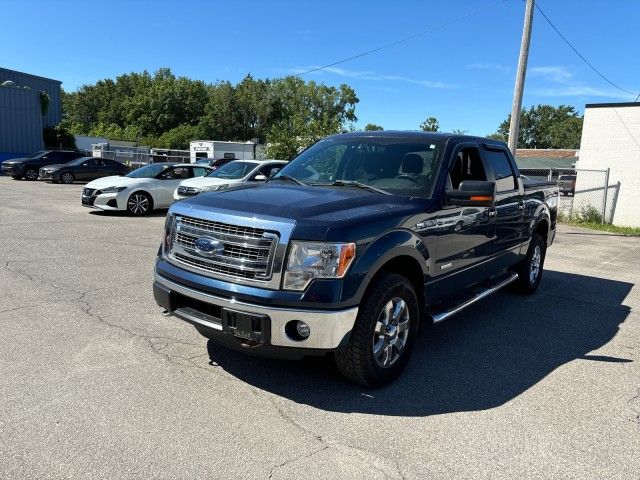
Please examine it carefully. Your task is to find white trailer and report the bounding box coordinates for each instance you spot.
[189,140,255,161]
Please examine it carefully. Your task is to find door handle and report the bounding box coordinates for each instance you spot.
[488,210,497,217]
[518,203,524,210]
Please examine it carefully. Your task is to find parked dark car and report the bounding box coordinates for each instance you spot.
[1,150,85,180]
[195,157,233,171]
[39,156,129,184]
[558,173,577,196]
[154,132,559,386]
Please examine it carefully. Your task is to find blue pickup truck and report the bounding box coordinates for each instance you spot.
[154,132,558,386]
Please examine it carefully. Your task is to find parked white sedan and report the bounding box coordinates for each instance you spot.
[82,163,212,215]
[173,159,286,201]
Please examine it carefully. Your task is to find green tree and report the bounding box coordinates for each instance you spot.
[452,128,467,135]
[493,105,583,148]
[364,123,383,131]
[265,77,359,160]
[420,117,439,132]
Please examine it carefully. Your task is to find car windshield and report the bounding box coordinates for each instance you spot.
[127,163,169,178]
[27,151,47,159]
[207,161,258,179]
[67,157,92,166]
[273,136,443,197]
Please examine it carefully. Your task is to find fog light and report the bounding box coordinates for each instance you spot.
[296,321,310,339]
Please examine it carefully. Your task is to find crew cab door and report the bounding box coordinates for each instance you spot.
[481,145,524,264]
[427,143,495,294]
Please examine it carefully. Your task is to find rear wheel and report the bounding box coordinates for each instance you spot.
[127,191,152,216]
[25,169,38,181]
[334,272,419,387]
[60,172,75,184]
[513,232,546,294]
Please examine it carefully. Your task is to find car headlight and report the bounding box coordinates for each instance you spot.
[202,184,229,192]
[101,186,127,193]
[283,241,356,291]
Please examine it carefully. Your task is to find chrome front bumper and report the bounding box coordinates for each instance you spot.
[154,273,358,350]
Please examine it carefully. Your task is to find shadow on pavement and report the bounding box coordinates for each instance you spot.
[88,209,168,217]
[206,270,632,416]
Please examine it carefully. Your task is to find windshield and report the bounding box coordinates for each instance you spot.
[273,137,443,197]
[127,163,169,178]
[27,151,47,159]
[67,157,92,166]
[207,161,258,179]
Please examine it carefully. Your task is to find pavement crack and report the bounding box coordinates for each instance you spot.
[267,445,330,479]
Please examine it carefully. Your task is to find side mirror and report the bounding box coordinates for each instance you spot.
[269,168,281,178]
[254,174,267,181]
[446,180,496,207]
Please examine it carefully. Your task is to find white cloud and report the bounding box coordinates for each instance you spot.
[284,66,456,89]
[465,63,510,73]
[529,66,573,83]
[530,86,632,100]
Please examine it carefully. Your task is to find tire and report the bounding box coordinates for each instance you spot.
[127,191,153,216]
[334,272,420,387]
[60,172,74,184]
[24,169,39,181]
[513,232,546,294]
[11,175,22,180]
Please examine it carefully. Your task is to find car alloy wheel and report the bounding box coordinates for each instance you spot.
[372,297,410,368]
[61,172,74,184]
[25,169,38,180]
[127,193,150,215]
[529,244,541,285]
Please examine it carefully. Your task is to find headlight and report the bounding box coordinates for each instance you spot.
[202,184,229,192]
[101,186,127,193]
[283,241,356,291]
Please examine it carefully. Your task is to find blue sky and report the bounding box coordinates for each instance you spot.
[2,0,638,135]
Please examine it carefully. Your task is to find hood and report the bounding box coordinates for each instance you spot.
[3,157,29,165]
[174,183,431,241]
[179,176,240,189]
[85,176,147,189]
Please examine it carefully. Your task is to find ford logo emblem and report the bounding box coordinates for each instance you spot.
[194,237,224,256]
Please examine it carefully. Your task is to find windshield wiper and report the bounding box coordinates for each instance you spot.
[269,175,307,186]
[322,180,391,195]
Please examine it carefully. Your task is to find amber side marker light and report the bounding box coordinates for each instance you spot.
[469,196,493,201]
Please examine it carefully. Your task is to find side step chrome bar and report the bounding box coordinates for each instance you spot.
[431,272,519,323]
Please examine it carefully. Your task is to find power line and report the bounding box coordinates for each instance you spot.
[612,108,640,150]
[534,2,640,100]
[294,0,508,77]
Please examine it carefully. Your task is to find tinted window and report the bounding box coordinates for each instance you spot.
[483,148,516,192]
[449,147,487,189]
[274,138,442,197]
[192,167,209,177]
[127,164,170,178]
[208,161,259,179]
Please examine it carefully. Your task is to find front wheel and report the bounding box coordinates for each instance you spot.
[513,233,546,294]
[334,272,419,387]
[11,175,22,180]
[60,172,75,184]
[25,169,38,181]
[127,191,152,216]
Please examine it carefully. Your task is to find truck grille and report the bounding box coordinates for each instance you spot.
[168,215,279,282]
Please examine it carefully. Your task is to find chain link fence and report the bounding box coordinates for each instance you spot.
[520,167,619,224]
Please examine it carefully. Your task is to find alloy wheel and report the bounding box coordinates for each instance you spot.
[128,194,149,215]
[530,245,541,285]
[372,297,410,368]
[25,170,38,180]
[61,173,74,184]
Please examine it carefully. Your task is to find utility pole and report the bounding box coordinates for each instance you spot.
[508,0,535,155]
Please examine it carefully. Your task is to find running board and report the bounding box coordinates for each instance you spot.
[431,273,519,323]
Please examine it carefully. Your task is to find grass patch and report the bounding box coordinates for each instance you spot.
[559,220,640,236]
[558,204,640,235]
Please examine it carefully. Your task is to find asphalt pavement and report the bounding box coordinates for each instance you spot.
[1,176,638,479]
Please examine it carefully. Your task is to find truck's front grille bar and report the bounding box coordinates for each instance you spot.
[168,215,279,282]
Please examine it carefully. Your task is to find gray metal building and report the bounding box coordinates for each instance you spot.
[0,67,62,127]
[0,86,44,154]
